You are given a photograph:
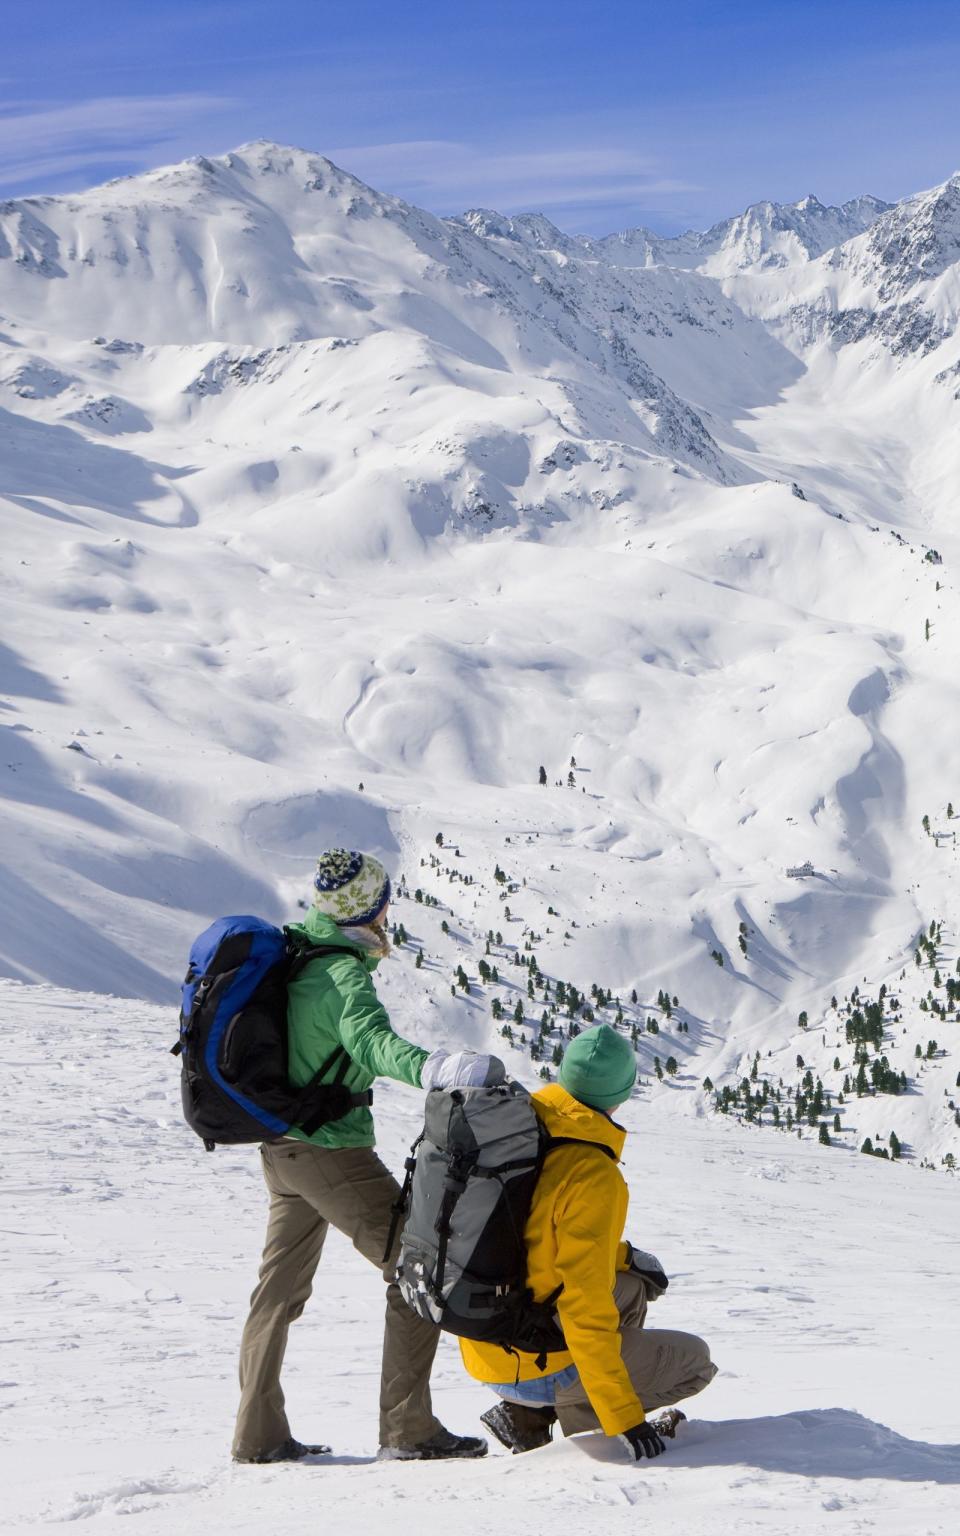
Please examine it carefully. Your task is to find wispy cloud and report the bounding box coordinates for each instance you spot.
[328,138,700,216]
[0,94,234,191]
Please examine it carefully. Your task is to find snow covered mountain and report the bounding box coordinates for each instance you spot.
[2,142,960,1175]
[460,192,892,276]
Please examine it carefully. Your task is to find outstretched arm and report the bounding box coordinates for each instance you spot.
[330,957,427,1087]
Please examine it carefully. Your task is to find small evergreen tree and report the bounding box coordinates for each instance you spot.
[538,765,547,786]
[665,1056,679,1077]
[861,1137,874,1155]
[819,1124,830,1146]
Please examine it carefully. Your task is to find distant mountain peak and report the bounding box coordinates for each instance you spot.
[457,188,894,275]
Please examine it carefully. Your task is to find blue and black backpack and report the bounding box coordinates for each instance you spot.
[173,915,371,1151]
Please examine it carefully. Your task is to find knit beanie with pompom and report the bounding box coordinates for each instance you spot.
[312,849,391,927]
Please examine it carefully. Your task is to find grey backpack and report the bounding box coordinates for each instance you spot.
[393,1073,613,1365]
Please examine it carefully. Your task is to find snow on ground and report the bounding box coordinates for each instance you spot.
[3,145,960,1527]
[3,980,958,1535]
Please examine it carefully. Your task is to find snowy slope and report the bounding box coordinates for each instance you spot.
[2,979,958,1536]
[2,144,960,1174]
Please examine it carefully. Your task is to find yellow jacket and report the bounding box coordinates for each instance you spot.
[459,1083,644,1435]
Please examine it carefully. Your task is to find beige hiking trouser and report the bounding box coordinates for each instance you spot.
[554,1270,717,1434]
[232,1141,442,1458]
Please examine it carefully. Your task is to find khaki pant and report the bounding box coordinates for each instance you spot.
[554,1271,717,1434]
[232,1141,442,1458]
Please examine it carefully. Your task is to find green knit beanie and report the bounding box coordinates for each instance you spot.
[559,1024,637,1110]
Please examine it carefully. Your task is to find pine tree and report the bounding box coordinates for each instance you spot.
[889,1131,901,1160]
[654,1057,663,1080]
[819,1123,830,1146]
[513,999,524,1026]
[833,1112,841,1133]
[861,1137,874,1155]
[665,1056,679,1077]
[415,949,423,969]
[538,765,547,786]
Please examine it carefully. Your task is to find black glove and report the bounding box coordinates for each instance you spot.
[625,1242,669,1296]
[620,1421,666,1460]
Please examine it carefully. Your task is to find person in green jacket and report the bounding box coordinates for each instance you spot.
[232,848,487,1465]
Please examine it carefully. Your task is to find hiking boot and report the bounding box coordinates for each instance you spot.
[377,1427,488,1461]
[480,1400,556,1454]
[233,1436,331,1464]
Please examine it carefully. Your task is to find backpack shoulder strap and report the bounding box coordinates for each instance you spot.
[545,1135,619,1163]
[285,938,364,981]
[284,940,370,1135]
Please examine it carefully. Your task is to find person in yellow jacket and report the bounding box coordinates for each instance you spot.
[460,1024,717,1458]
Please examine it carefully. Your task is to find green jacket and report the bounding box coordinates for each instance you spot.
[284,909,428,1148]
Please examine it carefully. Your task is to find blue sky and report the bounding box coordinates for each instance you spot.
[3,0,960,234]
